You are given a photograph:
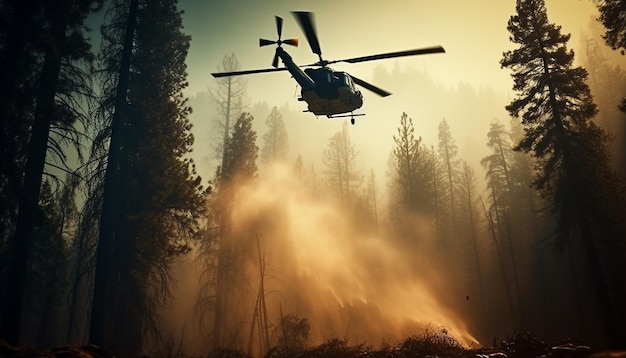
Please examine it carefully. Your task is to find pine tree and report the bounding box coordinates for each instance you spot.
[212,111,258,349]
[89,0,139,349]
[222,112,258,183]
[481,119,519,241]
[0,0,99,343]
[89,0,206,355]
[480,119,524,329]
[596,0,626,55]
[582,38,626,173]
[322,122,360,203]
[24,180,71,346]
[388,112,436,227]
[458,161,487,336]
[260,106,289,165]
[436,119,460,244]
[592,7,625,137]
[390,112,419,211]
[212,54,248,166]
[0,0,43,253]
[502,0,626,347]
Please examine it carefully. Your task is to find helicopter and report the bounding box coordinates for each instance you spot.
[211,12,445,124]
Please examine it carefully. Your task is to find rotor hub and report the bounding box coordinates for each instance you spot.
[259,16,298,67]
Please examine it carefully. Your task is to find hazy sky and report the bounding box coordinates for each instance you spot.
[179,0,601,97]
[175,0,619,189]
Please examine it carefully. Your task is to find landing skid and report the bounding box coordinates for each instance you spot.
[303,110,365,124]
[327,112,365,125]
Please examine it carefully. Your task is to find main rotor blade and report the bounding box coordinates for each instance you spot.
[351,75,391,97]
[339,46,446,64]
[211,67,288,78]
[292,11,322,57]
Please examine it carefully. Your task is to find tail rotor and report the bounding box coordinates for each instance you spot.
[259,16,298,68]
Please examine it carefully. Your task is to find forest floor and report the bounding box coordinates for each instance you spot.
[1,332,624,358]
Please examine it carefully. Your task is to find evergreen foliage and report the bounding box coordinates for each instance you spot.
[211,54,248,163]
[322,122,360,203]
[221,112,258,183]
[436,118,461,243]
[502,0,626,347]
[210,111,259,349]
[88,0,207,354]
[389,112,435,215]
[0,0,100,343]
[260,107,289,165]
[597,0,626,54]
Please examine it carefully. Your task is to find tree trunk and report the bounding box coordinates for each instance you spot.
[212,218,232,349]
[578,215,622,348]
[89,0,139,347]
[482,187,516,331]
[464,167,487,336]
[0,0,35,222]
[220,78,232,173]
[0,3,66,343]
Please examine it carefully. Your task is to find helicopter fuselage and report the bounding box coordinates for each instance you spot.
[211,12,445,122]
[276,47,363,117]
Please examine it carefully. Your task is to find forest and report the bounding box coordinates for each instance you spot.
[1,0,625,357]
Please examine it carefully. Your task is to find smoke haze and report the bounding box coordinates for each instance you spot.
[153,1,626,355]
[160,163,479,355]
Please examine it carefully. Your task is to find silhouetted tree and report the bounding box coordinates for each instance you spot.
[89,0,139,349]
[480,119,524,329]
[0,0,99,343]
[23,180,71,347]
[582,38,626,173]
[89,0,206,355]
[389,112,435,216]
[221,112,258,183]
[505,116,544,241]
[387,112,437,249]
[260,107,289,165]
[436,119,461,244]
[502,0,626,347]
[596,0,626,54]
[0,0,43,257]
[458,162,487,336]
[322,122,360,204]
[595,1,626,112]
[212,112,258,349]
[212,54,248,166]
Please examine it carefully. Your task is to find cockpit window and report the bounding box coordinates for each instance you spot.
[335,72,351,88]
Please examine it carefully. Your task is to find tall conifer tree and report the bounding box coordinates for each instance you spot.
[90,0,206,355]
[322,122,360,203]
[389,112,435,218]
[502,0,626,347]
[212,112,258,349]
[0,0,99,343]
[260,107,289,165]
